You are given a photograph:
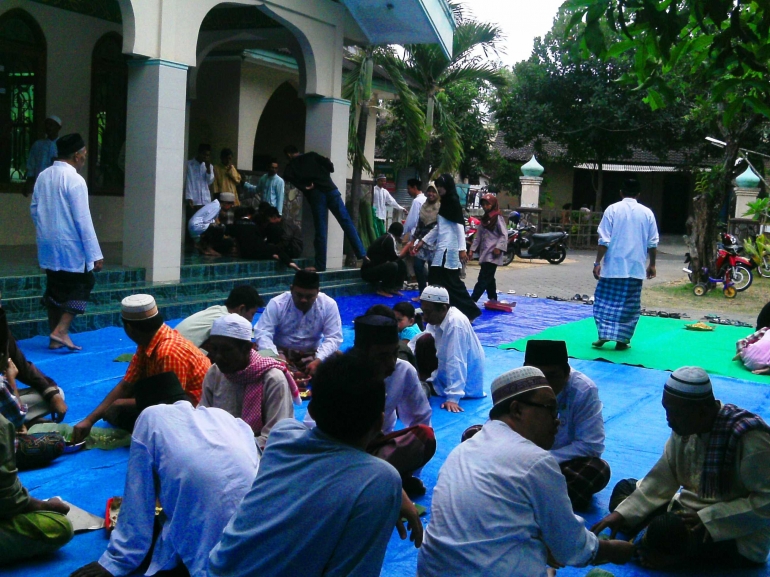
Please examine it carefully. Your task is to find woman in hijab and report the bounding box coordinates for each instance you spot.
[411,174,481,321]
[468,193,508,302]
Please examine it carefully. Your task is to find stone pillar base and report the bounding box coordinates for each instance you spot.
[520,176,543,208]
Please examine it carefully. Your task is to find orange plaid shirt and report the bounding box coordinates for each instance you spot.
[123,324,210,403]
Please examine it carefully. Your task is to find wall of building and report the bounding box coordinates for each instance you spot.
[0,1,123,245]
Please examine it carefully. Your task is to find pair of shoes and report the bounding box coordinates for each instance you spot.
[572,294,583,301]
[524,292,538,298]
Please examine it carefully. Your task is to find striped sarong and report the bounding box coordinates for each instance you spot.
[594,277,643,343]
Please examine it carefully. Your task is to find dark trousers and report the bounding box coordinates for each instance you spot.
[305,188,366,271]
[361,260,407,292]
[201,225,234,254]
[470,262,498,302]
[0,308,58,399]
[428,265,481,322]
[413,256,429,293]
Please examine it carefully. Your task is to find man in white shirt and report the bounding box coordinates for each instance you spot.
[353,314,434,497]
[418,366,634,577]
[184,143,215,210]
[409,285,484,413]
[592,178,659,350]
[70,373,259,577]
[402,178,425,242]
[254,270,342,383]
[174,285,263,349]
[25,115,61,195]
[373,174,405,235]
[188,193,236,256]
[524,339,610,511]
[30,133,103,352]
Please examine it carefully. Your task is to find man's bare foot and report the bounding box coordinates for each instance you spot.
[288,262,301,271]
[49,339,65,350]
[376,289,394,298]
[49,333,82,351]
[202,247,221,257]
[272,254,280,260]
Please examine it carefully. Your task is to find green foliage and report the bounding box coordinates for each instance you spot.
[744,197,770,229]
[485,150,521,195]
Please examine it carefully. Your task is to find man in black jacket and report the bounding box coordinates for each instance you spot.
[361,223,409,298]
[283,145,366,271]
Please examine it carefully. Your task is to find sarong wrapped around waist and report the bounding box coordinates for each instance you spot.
[593,277,643,343]
[43,269,96,315]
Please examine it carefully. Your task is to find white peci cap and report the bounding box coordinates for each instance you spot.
[121,294,158,320]
[420,285,449,304]
[210,313,253,342]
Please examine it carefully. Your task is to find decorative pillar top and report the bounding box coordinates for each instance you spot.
[521,155,544,177]
[735,165,760,188]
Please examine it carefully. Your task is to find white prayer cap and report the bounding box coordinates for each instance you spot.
[664,366,712,400]
[219,192,236,203]
[210,313,253,342]
[46,115,62,126]
[420,285,449,304]
[121,294,158,320]
[490,366,551,409]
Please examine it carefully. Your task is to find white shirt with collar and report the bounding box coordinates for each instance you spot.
[187,200,220,238]
[420,215,466,270]
[551,369,606,463]
[254,291,343,360]
[597,197,659,279]
[30,161,103,273]
[403,193,426,239]
[184,159,215,206]
[410,307,484,404]
[383,359,432,434]
[373,185,404,220]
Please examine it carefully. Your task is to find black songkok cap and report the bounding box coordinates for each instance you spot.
[135,372,188,412]
[354,314,399,347]
[56,133,86,157]
[293,269,320,290]
[524,339,568,367]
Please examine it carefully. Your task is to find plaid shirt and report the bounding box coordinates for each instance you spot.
[736,327,769,353]
[124,324,210,403]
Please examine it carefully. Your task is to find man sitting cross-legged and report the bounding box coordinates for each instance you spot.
[352,314,435,497]
[524,339,610,511]
[208,351,423,577]
[71,295,210,443]
[174,285,263,351]
[199,314,301,451]
[253,269,342,386]
[417,367,635,577]
[593,366,770,570]
[408,285,484,413]
[70,373,258,577]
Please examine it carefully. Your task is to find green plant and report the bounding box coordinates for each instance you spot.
[744,197,770,231]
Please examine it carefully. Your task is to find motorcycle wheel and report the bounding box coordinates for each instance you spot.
[502,250,515,266]
[546,245,567,265]
[731,264,753,292]
[759,255,770,278]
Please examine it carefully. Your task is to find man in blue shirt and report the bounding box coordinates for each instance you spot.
[24,115,61,196]
[256,159,285,215]
[208,352,423,577]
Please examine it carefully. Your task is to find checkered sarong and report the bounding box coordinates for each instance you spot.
[560,456,611,511]
[593,277,643,343]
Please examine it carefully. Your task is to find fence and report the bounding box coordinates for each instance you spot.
[516,208,603,250]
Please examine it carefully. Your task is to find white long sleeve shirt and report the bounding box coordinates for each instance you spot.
[187,200,220,237]
[418,420,599,577]
[98,402,258,577]
[373,185,404,220]
[597,197,659,279]
[383,359,432,434]
[551,369,605,463]
[184,159,215,206]
[403,193,426,239]
[254,292,343,361]
[30,161,103,272]
[411,307,484,404]
[421,215,466,270]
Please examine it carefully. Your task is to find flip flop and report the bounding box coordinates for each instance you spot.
[507,290,516,295]
[615,342,631,351]
[572,294,582,301]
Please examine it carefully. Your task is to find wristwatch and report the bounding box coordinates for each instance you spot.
[593,262,601,267]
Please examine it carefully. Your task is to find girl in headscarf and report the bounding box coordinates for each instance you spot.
[411,174,481,321]
[468,193,508,302]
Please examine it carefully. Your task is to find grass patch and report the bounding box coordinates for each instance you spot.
[643,276,770,316]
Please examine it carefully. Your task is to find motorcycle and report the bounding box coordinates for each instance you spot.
[503,224,568,266]
[683,232,754,293]
[465,215,481,259]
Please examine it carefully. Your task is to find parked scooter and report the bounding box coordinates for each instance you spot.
[503,222,568,265]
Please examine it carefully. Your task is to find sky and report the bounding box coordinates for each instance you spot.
[461,0,566,68]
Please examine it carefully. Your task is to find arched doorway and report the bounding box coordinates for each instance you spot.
[89,32,128,195]
[253,81,305,171]
[0,9,46,187]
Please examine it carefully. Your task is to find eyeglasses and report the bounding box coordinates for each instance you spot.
[517,400,560,419]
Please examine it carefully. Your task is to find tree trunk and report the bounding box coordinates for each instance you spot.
[346,100,370,266]
[419,93,436,191]
[593,162,604,210]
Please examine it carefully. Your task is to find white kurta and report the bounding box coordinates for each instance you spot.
[30,161,103,272]
[254,292,342,361]
[184,159,215,206]
[383,359,432,434]
[421,215,465,270]
[597,197,659,279]
[551,369,606,463]
[98,402,258,577]
[373,185,404,220]
[418,420,599,577]
[403,193,426,239]
[188,200,220,238]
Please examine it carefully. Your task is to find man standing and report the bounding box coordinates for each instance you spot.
[403,178,425,243]
[409,285,484,413]
[70,375,258,577]
[208,352,421,577]
[213,148,241,205]
[255,159,285,215]
[71,295,210,443]
[352,314,434,497]
[418,367,635,577]
[31,133,103,352]
[254,270,342,382]
[373,174,406,237]
[283,145,366,271]
[592,178,659,350]
[524,340,610,510]
[185,143,215,221]
[25,115,62,196]
[593,366,770,570]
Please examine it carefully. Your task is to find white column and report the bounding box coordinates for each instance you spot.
[734,186,761,219]
[123,59,188,282]
[304,96,350,270]
[520,176,543,208]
